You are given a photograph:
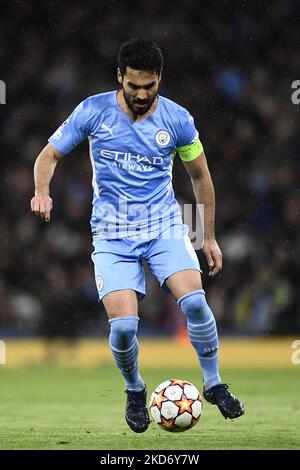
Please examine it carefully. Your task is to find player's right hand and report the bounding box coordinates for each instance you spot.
[30,193,53,222]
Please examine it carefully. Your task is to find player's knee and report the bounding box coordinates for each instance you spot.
[177,289,214,322]
[109,316,139,350]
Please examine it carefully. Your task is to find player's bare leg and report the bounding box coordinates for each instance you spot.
[166,269,244,419]
[165,269,203,299]
[102,290,149,432]
[102,289,138,319]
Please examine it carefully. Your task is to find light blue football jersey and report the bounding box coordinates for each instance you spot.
[48,91,199,238]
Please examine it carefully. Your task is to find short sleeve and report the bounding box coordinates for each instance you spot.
[176,107,204,161]
[176,107,199,147]
[48,99,91,155]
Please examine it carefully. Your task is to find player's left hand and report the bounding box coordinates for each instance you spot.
[202,239,223,277]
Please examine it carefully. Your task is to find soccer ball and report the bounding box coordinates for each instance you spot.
[149,379,203,432]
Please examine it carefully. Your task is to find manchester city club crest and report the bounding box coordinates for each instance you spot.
[96,274,104,293]
[155,130,170,147]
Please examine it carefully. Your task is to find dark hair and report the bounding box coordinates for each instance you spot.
[118,39,163,76]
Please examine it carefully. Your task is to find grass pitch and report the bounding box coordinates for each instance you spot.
[0,366,299,450]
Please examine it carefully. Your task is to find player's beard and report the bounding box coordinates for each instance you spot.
[123,89,157,116]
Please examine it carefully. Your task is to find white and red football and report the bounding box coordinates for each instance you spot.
[149,379,203,432]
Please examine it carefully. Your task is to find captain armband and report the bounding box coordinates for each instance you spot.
[176,138,204,162]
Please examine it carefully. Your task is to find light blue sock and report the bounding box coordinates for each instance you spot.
[178,289,221,389]
[109,316,145,392]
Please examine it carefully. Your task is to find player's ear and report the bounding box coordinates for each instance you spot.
[117,68,123,85]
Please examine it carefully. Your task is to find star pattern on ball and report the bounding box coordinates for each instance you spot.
[160,416,176,430]
[170,379,189,388]
[152,390,168,410]
[175,395,194,415]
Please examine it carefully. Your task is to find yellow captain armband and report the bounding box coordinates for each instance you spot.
[176,138,204,162]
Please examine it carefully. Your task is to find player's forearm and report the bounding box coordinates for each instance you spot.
[191,174,216,241]
[34,146,60,195]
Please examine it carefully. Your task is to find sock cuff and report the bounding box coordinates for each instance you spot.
[108,316,139,325]
[177,289,206,308]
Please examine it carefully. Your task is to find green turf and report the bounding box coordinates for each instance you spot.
[0,366,299,450]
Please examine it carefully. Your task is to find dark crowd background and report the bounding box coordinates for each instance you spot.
[0,1,299,340]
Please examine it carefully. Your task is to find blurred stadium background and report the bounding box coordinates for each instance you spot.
[1,1,300,451]
[0,1,299,366]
